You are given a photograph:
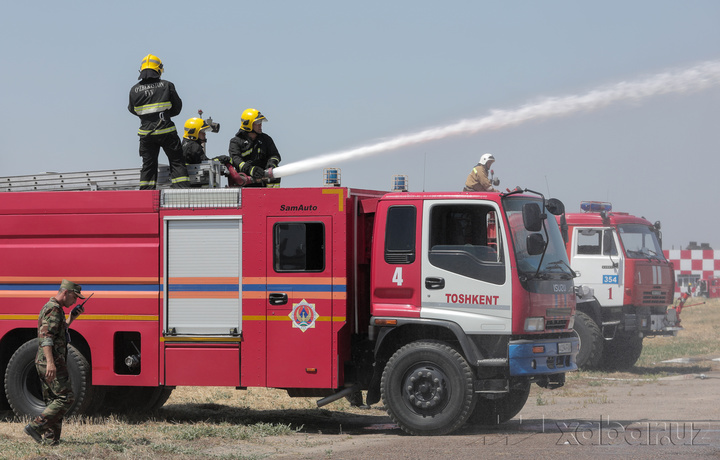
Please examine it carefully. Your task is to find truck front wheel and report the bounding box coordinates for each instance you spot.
[573,311,604,369]
[4,340,93,417]
[381,341,476,436]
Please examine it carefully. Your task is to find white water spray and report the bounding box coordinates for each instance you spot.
[272,60,720,180]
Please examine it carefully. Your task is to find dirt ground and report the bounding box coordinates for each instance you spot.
[225,360,720,459]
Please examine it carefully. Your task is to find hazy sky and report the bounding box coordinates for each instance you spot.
[1,1,718,249]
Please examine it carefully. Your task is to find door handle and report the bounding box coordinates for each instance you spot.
[269,293,288,305]
[425,277,445,290]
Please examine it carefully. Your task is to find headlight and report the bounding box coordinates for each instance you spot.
[524,317,545,332]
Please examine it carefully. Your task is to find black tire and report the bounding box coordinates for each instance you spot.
[573,311,604,369]
[599,333,643,371]
[4,340,93,417]
[381,341,476,436]
[468,380,530,425]
[102,386,174,414]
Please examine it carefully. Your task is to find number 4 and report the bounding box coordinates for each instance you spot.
[392,267,404,286]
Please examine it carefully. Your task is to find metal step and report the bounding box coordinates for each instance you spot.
[0,162,223,192]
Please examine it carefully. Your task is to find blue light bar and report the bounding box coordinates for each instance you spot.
[580,201,612,213]
[392,175,408,192]
[323,168,341,186]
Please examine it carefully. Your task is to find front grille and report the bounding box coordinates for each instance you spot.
[641,290,669,305]
[546,319,568,330]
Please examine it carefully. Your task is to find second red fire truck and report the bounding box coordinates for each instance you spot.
[560,202,679,370]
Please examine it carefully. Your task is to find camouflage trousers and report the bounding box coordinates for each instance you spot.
[28,363,75,443]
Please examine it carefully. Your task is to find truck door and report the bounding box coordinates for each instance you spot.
[265,216,333,388]
[571,227,623,306]
[420,200,512,332]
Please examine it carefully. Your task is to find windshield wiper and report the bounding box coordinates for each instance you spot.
[546,260,577,278]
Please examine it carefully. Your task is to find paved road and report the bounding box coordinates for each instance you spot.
[243,368,720,459]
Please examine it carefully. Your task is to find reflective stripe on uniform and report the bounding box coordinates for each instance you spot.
[137,126,177,136]
[240,148,253,157]
[171,176,189,184]
[134,102,172,115]
[140,180,156,187]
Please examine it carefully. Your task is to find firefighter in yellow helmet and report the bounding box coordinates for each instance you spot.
[128,54,190,189]
[463,153,499,192]
[227,108,281,188]
[182,117,211,164]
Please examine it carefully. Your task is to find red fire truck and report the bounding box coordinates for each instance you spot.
[560,202,679,371]
[0,172,578,435]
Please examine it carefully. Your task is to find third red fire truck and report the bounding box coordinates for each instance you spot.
[0,168,578,435]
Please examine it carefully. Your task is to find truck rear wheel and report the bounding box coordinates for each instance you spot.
[4,340,93,417]
[381,341,476,436]
[573,311,604,369]
[599,333,643,371]
[468,380,530,425]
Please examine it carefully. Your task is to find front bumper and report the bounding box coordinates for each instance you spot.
[508,337,579,376]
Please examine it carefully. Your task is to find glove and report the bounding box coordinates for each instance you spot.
[250,166,265,180]
[266,157,280,169]
[213,155,231,164]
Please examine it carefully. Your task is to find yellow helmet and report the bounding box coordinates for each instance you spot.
[183,117,210,139]
[140,54,164,75]
[240,108,266,132]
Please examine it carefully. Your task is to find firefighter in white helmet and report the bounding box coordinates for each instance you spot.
[463,153,499,192]
[228,108,281,188]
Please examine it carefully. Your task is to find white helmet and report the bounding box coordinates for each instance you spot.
[479,153,495,166]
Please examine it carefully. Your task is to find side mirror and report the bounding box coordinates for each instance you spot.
[527,233,546,255]
[560,215,569,243]
[522,203,543,232]
[546,198,565,216]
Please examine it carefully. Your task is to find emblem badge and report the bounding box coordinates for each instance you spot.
[289,299,319,332]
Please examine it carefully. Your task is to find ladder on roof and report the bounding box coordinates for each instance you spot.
[0,161,224,192]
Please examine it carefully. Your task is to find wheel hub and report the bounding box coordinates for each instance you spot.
[403,366,450,414]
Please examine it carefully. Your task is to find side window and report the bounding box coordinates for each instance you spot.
[385,206,416,264]
[576,229,602,255]
[274,222,324,272]
[428,204,505,284]
[603,229,618,256]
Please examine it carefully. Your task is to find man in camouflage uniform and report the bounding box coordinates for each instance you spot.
[24,279,86,446]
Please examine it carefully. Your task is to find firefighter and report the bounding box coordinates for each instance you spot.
[24,280,85,446]
[128,54,190,189]
[182,117,210,164]
[463,153,499,192]
[228,108,281,188]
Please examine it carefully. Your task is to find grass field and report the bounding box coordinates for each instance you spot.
[1,298,718,459]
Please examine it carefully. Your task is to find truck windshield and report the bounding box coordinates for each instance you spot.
[618,224,665,260]
[503,197,572,278]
